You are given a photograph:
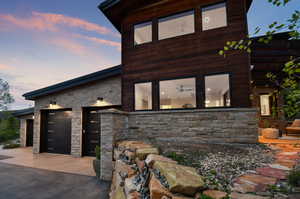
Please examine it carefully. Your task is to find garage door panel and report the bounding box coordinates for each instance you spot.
[44,110,72,155]
[83,109,100,156]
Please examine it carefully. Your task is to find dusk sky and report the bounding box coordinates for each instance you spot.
[0,0,299,110]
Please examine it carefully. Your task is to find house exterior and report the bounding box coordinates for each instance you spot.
[21,0,299,180]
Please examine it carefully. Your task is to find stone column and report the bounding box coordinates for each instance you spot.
[71,108,82,157]
[33,110,41,154]
[99,109,128,181]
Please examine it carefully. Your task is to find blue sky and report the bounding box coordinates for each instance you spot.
[0,0,299,110]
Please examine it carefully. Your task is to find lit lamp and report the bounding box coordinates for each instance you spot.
[97,97,104,102]
[49,100,57,109]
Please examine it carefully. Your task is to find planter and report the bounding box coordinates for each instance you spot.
[262,128,279,139]
[93,159,101,178]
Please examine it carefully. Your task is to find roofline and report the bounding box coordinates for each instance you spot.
[12,108,34,117]
[23,65,122,100]
[99,0,120,11]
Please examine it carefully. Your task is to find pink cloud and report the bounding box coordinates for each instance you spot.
[49,38,87,55]
[0,11,119,37]
[0,64,13,70]
[74,34,121,51]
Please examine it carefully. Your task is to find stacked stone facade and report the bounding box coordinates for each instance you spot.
[100,108,258,180]
[33,76,121,157]
[19,114,34,147]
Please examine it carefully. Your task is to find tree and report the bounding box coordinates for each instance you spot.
[219,0,300,119]
[0,78,14,111]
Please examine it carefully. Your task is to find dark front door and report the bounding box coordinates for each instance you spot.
[46,110,71,155]
[83,109,101,156]
[26,119,33,147]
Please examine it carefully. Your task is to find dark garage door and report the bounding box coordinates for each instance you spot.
[44,110,71,155]
[83,109,100,156]
[26,119,34,147]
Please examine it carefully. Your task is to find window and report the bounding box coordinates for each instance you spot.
[205,74,230,107]
[158,10,195,40]
[260,95,271,116]
[160,78,196,109]
[134,22,152,45]
[202,2,227,31]
[135,82,152,110]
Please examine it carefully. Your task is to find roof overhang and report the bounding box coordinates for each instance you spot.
[99,0,253,32]
[23,65,121,100]
[12,108,34,117]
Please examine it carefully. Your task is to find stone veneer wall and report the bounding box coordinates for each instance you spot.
[33,76,121,157]
[99,108,258,180]
[19,114,34,147]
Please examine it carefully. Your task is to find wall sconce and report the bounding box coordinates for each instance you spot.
[97,97,104,102]
[50,101,57,105]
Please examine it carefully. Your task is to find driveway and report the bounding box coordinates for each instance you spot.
[0,162,110,199]
[0,147,95,176]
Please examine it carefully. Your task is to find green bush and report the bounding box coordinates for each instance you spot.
[288,169,300,187]
[3,142,20,149]
[166,151,185,164]
[95,145,101,160]
[0,112,19,143]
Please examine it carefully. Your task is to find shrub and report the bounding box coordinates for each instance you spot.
[95,145,101,160]
[288,169,300,187]
[166,151,185,164]
[3,142,20,149]
[0,112,19,143]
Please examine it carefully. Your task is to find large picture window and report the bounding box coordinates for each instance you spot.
[160,78,196,109]
[135,82,152,110]
[205,74,230,107]
[158,10,195,40]
[260,95,271,116]
[202,2,227,31]
[134,21,152,45]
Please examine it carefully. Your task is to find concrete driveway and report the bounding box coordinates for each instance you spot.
[0,162,110,199]
[0,147,95,176]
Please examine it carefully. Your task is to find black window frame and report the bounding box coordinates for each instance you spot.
[200,1,228,32]
[204,72,232,109]
[133,20,153,46]
[158,76,198,111]
[133,81,154,111]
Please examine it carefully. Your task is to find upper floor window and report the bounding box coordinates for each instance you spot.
[134,21,152,45]
[205,74,230,107]
[202,2,227,31]
[158,10,195,40]
[160,78,196,109]
[135,82,152,110]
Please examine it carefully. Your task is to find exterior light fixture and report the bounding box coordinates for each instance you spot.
[97,97,104,102]
[50,101,56,105]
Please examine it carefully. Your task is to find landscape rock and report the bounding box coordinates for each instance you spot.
[111,185,126,199]
[231,192,270,199]
[136,147,159,160]
[145,154,177,168]
[124,176,138,196]
[256,167,287,180]
[149,174,172,199]
[115,160,137,179]
[171,195,193,199]
[135,158,146,173]
[203,190,227,199]
[127,191,141,199]
[153,161,205,196]
[118,141,153,151]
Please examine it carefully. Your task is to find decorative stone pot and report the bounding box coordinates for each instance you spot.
[262,128,279,139]
[93,159,100,178]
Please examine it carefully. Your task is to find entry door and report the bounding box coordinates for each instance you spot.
[26,119,34,147]
[46,110,71,154]
[83,109,100,156]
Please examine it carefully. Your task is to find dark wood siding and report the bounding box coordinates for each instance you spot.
[121,0,251,111]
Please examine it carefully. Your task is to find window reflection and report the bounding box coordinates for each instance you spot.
[205,74,230,107]
[135,82,152,110]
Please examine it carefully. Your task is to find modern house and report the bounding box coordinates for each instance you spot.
[19,0,299,179]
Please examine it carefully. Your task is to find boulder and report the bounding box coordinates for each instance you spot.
[262,128,279,139]
[136,147,159,160]
[203,190,227,199]
[171,195,193,199]
[149,174,173,199]
[115,160,137,179]
[231,192,270,199]
[256,167,287,180]
[127,191,141,199]
[135,158,146,173]
[153,161,205,196]
[145,154,177,168]
[124,176,138,196]
[111,185,126,199]
[114,148,123,161]
[118,141,153,151]
[125,150,136,161]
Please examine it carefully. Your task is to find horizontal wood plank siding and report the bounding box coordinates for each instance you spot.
[121,0,251,111]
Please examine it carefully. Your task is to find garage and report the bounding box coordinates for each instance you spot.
[41,109,72,155]
[82,108,101,156]
[26,119,34,147]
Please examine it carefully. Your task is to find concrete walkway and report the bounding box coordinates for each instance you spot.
[0,162,110,199]
[0,147,95,176]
